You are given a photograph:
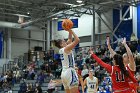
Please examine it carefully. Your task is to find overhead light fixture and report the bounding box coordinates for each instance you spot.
[76,0,83,3]
[27,12,30,14]
[52,17,58,20]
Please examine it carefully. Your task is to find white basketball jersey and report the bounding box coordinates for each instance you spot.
[59,48,75,68]
[86,76,98,93]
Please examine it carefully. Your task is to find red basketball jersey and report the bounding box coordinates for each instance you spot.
[91,53,137,92]
[126,64,135,75]
[111,65,131,91]
[126,64,137,93]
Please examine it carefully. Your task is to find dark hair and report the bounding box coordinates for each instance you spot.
[53,39,62,49]
[113,54,129,77]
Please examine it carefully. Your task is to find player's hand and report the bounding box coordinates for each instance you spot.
[89,48,94,55]
[121,37,126,45]
[67,29,73,33]
[106,36,110,46]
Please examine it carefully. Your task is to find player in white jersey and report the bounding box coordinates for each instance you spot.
[53,29,80,93]
[83,69,98,93]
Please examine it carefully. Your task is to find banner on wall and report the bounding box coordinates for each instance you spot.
[137,4,140,52]
[113,6,133,41]
[137,4,140,39]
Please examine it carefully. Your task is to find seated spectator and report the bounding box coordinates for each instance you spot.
[26,83,34,93]
[104,83,112,93]
[47,80,56,93]
[34,83,42,93]
[36,71,45,85]
[7,87,12,93]
[7,71,13,85]
[28,68,35,80]
[23,68,29,79]
[18,80,27,93]
[2,79,9,92]
[55,65,62,78]
[47,79,61,93]
[45,63,51,76]
[98,87,106,93]
[0,74,4,88]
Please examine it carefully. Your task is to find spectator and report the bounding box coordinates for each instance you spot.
[18,80,27,93]
[7,87,12,93]
[47,80,57,93]
[34,83,42,93]
[26,83,34,93]
[45,63,51,76]
[28,68,35,80]
[81,64,88,77]
[37,71,45,85]
[98,87,106,93]
[2,79,9,92]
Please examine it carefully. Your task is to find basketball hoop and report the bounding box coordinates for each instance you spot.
[18,16,24,24]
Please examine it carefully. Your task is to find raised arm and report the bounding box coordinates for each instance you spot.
[66,32,72,44]
[89,50,112,73]
[122,38,136,71]
[82,79,87,93]
[64,30,80,53]
[106,36,116,57]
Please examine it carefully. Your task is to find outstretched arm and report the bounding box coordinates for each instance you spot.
[67,32,72,44]
[122,38,136,71]
[106,36,116,57]
[64,30,80,53]
[89,50,112,73]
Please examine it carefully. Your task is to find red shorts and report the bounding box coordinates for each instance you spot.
[77,90,80,93]
[113,88,135,93]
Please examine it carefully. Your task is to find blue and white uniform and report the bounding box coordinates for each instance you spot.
[59,48,79,89]
[86,76,98,93]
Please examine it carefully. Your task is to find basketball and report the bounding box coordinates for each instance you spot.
[62,19,73,31]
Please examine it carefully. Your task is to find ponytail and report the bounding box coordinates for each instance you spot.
[52,39,62,49]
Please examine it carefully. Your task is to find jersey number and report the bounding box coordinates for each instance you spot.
[115,71,125,82]
[60,54,64,60]
[90,85,94,89]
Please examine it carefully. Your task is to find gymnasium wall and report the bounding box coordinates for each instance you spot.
[52,10,113,47]
[7,28,44,59]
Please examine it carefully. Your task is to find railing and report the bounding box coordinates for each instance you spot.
[2,61,14,74]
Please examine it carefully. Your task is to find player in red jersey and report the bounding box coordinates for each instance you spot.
[106,37,137,93]
[89,49,138,93]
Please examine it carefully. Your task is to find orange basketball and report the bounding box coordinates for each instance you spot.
[62,19,73,31]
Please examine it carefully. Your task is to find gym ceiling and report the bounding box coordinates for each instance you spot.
[0,0,139,27]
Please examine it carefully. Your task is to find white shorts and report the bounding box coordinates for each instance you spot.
[61,68,79,89]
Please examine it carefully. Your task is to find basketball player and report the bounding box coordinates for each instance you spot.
[83,69,98,93]
[75,67,84,93]
[89,49,138,93]
[107,37,137,93]
[53,29,80,93]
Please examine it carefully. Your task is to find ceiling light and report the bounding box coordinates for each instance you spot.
[52,17,58,20]
[76,0,83,3]
[27,12,30,14]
